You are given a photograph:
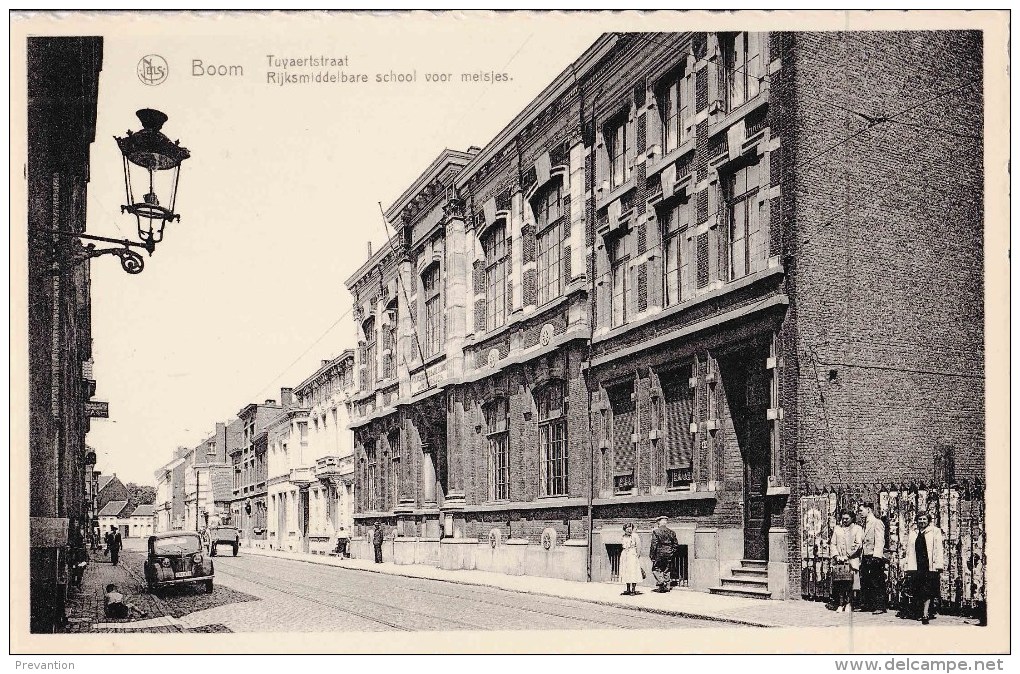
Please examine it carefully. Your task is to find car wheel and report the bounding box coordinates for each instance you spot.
[232,544,238,556]
[205,579,214,594]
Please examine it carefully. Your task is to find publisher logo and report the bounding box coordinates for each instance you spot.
[137,55,168,86]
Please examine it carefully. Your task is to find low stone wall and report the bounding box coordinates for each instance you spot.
[350,526,790,598]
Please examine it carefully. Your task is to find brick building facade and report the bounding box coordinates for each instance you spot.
[347,30,983,599]
[230,395,286,547]
[27,36,104,631]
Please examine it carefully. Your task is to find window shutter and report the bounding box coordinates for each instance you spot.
[697,190,709,223]
[637,263,648,313]
[473,259,485,294]
[769,195,782,257]
[610,384,637,476]
[696,67,708,112]
[696,232,710,288]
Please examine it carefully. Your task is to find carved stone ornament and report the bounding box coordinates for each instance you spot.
[540,323,554,347]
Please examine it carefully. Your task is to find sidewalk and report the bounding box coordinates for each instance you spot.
[64,549,229,633]
[242,546,981,629]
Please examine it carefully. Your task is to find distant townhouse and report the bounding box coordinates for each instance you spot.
[128,504,155,539]
[267,353,357,555]
[183,423,233,532]
[230,393,287,548]
[344,31,983,600]
[95,473,129,514]
[153,455,183,532]
[98,500,130,536]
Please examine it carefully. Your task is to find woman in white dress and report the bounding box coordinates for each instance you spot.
[620,522,644,595]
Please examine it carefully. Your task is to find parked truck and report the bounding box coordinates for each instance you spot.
[203,518,240,557]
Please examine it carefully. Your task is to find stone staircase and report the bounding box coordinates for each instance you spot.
[709,559,772,599]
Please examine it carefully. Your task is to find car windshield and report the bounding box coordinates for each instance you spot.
[152,536,201,554]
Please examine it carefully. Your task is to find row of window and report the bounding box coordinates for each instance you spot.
[233,453,268,491]
[297,368,353,409]
[606,157,769,328]
[361,182,568,386]
[605,32,767,188]
[355,33,768,384]
[484,382,569,501]
[360,430,402,512]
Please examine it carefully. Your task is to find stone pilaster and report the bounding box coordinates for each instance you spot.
[510,192,524,313]
[569,140,586,283]
[397,258,414,400]
[443,198,468,379]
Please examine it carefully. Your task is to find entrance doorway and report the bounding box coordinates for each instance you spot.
[718,343,771,561]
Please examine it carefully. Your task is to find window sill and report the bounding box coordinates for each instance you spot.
[595,178,636,212]
[646,138,696,180]
[710,90,769,137]
[593,263,785,345]
[592,490,717,506]
[465,292,574,350]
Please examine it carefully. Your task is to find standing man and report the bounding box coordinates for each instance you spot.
[108,525,123,566]
[649,516,678,593]
[858,502,887,614]
[372,522,385,564]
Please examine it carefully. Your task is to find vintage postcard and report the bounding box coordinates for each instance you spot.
[9,9,1009,656]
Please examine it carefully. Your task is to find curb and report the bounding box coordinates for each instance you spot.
[240,546,773,628]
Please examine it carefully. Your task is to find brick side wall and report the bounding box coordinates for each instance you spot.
[786,31,984,487]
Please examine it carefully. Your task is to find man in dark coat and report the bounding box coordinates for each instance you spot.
[649,516,678,592]
[372,522,385,563]
[108,526,123,566]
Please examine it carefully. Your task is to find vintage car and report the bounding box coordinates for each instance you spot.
[204,525,240,556]
[144,531,214,594]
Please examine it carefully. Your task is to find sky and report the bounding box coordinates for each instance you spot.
[79,12,606,485]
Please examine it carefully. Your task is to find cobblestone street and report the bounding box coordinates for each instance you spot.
[69,539,723,633]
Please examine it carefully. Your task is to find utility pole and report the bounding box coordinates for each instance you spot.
[195,467,200,532]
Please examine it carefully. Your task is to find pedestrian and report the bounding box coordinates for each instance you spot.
[108,525,123,566]
[649,516,678,593]
[69,543,88,590]
[335,526,350,558]
[857,502,887,614]
[828,510,863,612]
[904,512,944,625]
[372,522,385,564]
[103,584,146,620]
[619,523,644,596]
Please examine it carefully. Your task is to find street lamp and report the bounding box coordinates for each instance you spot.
[115,108,190,253]
[39,108,191,274]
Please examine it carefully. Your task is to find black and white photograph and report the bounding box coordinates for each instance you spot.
[10,9,1009,659]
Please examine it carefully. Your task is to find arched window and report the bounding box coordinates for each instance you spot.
[383,299,398,379]
[536,382,568,496]
[482,222,508,330]
[533,179,564,305]
[422,263,442,357]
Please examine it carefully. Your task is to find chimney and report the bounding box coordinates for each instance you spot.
[322,359,330,367]
[367,241,372,258]
[264,399,276,406]
[280,388,293,407]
